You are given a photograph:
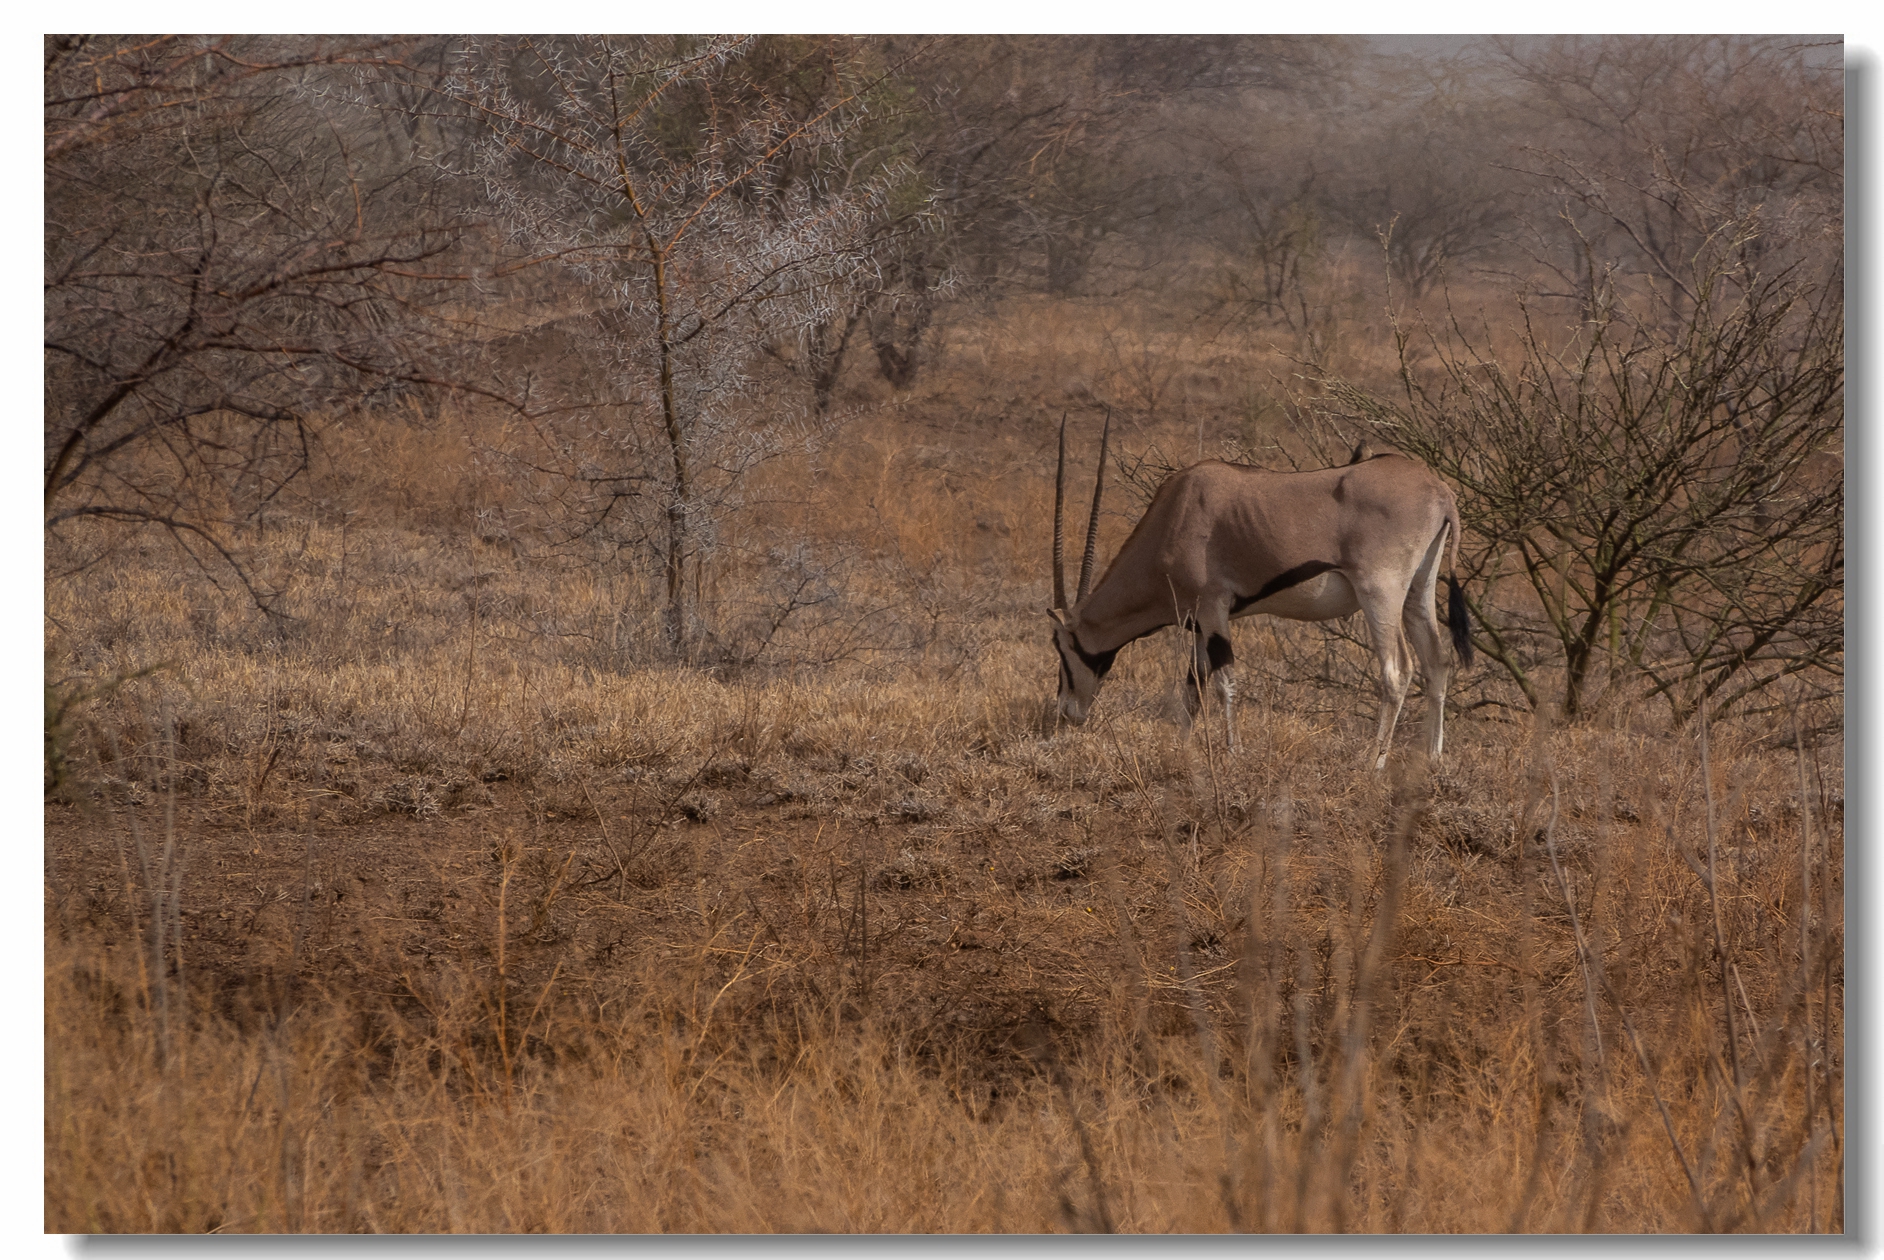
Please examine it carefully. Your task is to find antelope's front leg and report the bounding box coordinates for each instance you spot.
[1184,618,1239,752]
[1206,629,1239,751]
[1179,630,1208,727]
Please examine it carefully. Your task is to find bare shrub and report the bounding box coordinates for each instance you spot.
[45,36,474,606]
[1306,233,1841,721]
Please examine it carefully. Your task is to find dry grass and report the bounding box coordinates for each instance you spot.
[45,290,1843,1234]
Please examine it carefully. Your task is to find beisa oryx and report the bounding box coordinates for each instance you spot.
[1048,417,1475,769]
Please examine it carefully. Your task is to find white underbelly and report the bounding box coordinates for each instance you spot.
[1236,570,1359,622]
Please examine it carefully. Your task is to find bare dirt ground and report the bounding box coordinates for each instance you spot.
[49,779,1175,1074]
[55,702,1811,1084]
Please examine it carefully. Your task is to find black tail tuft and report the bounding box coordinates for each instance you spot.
[1446,574,1474,668]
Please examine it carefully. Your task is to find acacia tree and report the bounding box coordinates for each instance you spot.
[446,36,902,656]
[735,38,941,412]
[45,35,471,603]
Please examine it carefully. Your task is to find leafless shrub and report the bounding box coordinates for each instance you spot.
[1306,230,1840,720]
[45,36,475,607]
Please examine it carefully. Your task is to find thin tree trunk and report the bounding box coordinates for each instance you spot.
[653,248,691,657]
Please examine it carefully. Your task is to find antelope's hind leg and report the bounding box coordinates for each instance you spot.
[1403,551,1451,761]
[1358,588,1414,772]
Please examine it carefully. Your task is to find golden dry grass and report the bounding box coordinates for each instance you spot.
[45,291,1843,1234]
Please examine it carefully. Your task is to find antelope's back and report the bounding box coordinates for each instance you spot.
[1189,456,1453,571]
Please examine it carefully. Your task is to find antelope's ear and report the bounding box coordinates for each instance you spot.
[1045,608,1066,627]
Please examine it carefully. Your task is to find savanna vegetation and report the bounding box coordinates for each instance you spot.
[46,34,1842,1233]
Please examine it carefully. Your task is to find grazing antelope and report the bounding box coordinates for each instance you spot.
[1048,416,1474,768]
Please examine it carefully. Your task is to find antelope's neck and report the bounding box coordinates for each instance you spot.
[1071,570,1179,655]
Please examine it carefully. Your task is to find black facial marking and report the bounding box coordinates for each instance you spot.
[1056,632,1118,683]
[1206,633,1234,672]
[1232,560,1340,614]
[1075,640,1119,679]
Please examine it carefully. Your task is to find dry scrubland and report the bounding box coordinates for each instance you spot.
[46,293,1842,1233]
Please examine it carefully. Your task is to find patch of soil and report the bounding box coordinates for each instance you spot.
[45,782,1219,1076]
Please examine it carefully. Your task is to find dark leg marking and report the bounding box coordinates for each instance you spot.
[1206,633,1234,672]
[1232,560,1340,615]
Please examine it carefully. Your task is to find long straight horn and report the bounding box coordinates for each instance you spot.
[1052,413,1068,611]
[1076,406,1111,604]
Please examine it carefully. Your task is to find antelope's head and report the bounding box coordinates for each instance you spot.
[1049,610,1117,724]
[1049,408,1111,725]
